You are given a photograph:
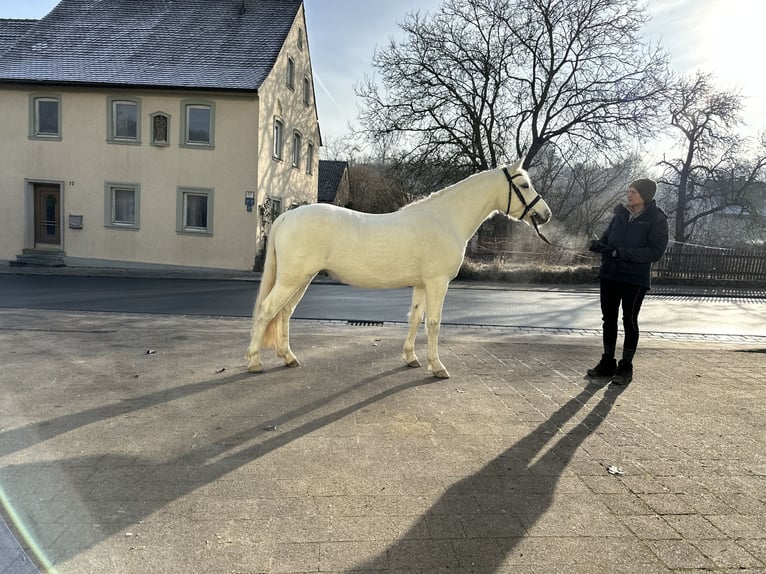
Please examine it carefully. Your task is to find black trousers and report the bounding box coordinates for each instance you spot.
[599,279,648,355]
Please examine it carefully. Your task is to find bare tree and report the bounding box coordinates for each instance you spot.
[535,149,649,240]
[658,72,766,243]
[357,0,669,171]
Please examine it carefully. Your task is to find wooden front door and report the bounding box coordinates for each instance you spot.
[34,184,61,246]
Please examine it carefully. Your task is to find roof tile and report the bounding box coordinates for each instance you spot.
[0,0,302,91]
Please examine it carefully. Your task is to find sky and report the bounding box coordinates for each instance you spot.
[2,0,765,154]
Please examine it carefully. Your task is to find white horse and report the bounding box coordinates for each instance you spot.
[246,157,551,378]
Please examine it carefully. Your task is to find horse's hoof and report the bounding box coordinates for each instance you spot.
[432,369,450,379]
[407,359,421,368]
[247,363,264,373]
[286,359,301,368]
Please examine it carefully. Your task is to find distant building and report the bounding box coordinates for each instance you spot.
[318,160,350,206]
[0,0,320,271]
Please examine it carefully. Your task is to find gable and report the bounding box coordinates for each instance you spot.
[0,0,302,91]
[318,160,349,202]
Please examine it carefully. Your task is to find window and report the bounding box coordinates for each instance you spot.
[297,28,304,51]
[292,131,302,168]
[261,196,283,227]
[306,142,314,175]
[30,94,61,139]
[180,100,215,148]
[107,96,140,143]
[303,76,311,106]
[150,112,170,146]
[104,182,140,229]
[271,197,283,220]
[273,118,284,160]
[286,57,295,90]
[177,187,214,234]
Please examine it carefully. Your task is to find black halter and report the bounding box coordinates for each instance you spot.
[502,166,551,244]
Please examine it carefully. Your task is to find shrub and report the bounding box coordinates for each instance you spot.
[457,258,598,284]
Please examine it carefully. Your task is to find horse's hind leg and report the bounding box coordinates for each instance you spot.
[403,286,425,368]
[276,278,313,367]
[424,280,450,378]
[247,280,305,372]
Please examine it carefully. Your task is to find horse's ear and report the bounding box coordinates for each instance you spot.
[510,155,525,171]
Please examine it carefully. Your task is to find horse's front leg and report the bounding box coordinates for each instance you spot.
[403,286,426,368]
[424,280,450,378]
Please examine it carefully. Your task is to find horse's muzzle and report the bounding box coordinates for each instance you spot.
[531,208,552,227]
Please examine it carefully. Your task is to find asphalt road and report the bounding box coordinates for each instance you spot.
[1,274,764,338]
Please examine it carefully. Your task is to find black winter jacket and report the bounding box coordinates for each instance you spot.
[595,200,669,289]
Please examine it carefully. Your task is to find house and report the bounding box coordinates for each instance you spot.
[317,160,350,206]
[0,0,320,271]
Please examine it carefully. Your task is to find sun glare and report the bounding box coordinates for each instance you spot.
[698,0,766,128]
[701,0,762,79]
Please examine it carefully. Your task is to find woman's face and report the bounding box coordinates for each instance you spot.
[627,187,645,210]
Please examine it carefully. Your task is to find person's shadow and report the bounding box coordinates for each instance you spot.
[352,380,625,570]
[2,340,622,572]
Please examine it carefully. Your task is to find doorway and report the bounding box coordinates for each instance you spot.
[34,184,61,246]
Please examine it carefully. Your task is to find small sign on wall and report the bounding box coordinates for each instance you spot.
[68,214,83,229]
[245,191,255,212]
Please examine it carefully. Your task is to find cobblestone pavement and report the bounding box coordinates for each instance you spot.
[1,309,765,573]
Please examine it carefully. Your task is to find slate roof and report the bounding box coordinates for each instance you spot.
[0,0,302,91]
[0,19,36,56]
[318,160,348,203]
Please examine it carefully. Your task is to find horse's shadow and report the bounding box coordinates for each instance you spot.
[352,380,625,571]
[3,349,623,572]
[0,364,435,567]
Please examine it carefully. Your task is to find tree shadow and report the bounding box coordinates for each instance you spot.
[351,381,625,571]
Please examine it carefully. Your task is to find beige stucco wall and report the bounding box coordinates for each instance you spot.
[0,5,319,271]
[256,4,320,237]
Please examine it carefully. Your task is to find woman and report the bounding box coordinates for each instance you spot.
[587,178,669,385]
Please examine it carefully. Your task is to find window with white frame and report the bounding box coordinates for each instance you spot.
[306,142,314,175]
[30,94,61,139]
[181,100,214,148]
[177,187,214,234]
[104,182,140,228]
[273,118,284,160]
[286,57,295,90]
[292,131,302,168]
[108,96,140,143]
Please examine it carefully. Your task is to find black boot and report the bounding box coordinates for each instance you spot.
[610,359,633,385]
[587,355,617,378]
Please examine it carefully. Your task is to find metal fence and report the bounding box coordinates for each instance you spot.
[653,245,766,285]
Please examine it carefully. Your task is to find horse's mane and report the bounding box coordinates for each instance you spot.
[398,168,494,212]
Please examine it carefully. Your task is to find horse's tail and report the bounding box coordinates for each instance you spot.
[252,220,282,350]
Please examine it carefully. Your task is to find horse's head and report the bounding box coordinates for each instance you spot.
[502,157,552,234]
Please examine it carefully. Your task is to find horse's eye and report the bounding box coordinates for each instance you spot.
[521,184,530,189]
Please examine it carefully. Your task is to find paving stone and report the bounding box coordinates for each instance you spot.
[647,540,716,569]
[2,308,766,573]
[692,539,765,569]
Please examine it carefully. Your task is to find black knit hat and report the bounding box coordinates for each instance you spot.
[630,178,657,204]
